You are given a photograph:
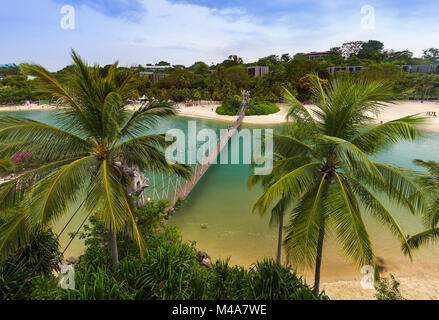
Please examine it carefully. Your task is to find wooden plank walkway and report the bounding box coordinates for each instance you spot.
[169,103,246,208]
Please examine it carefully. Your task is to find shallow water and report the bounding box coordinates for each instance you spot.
[3,110,439,283]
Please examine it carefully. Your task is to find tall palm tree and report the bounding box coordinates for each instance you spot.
[404,160,439,251]
[0,51,191,270]
[253,76,428,295]
[248,124,307,264]
[248,167,289,264]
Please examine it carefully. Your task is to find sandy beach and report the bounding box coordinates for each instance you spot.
[321,275,439,300]
[174,100,439,131]
[0,103,58,111]
[2,101,438,131]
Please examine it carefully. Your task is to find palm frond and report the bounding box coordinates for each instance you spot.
[284,88,318,134]
[351,115,427,154]
[85,160,132,233]
[0,158,82,210]
[317,135,383,181]
[28,156,97,226]
[0,212,34,262]
[345,175,412,260]
[372,163,427,214]
[253,162,321,214]
[0,116,90,160]
[405,228,439,254]
[328,172,375,268]
[119,101,177,139]
[284,175,327,267]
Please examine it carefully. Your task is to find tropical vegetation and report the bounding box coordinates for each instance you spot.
[216,97,279,116]
[251,75,428,295]
[0,50,192,272]
[1,41,438,105]
[0,200,328,300]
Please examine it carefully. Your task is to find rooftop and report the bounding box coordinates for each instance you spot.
[302,51,331,56]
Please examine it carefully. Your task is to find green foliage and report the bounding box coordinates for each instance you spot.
[136,240,199,299]
[405,160,439,253]
[0,50,192,262]
[252,76,428,295]
[216,98,279,116]
[215,97,242,115]
[374,274,404,300]
[246,101,279,116]
[246,259,327,300]
[24,200,326,300]
[0,212,62,300]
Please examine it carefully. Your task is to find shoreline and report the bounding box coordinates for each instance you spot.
[1,101,439,131]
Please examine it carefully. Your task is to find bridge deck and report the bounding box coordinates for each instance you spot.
[169,104,246,207]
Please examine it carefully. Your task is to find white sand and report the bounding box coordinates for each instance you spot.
[321,275,439,300]
[368,101,439,132]
[174,102,290,125]
[0,103,57,111]
[2,101,438,132]
[174,100,439,131]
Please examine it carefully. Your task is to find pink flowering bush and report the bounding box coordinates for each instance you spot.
[12,152,32,164]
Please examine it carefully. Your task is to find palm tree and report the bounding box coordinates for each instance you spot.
[0,51,191,270]
[253,76,428,295]
[404,160,439,251]
[248,168,289,264]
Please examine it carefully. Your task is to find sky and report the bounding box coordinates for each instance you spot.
[1,0,438,71]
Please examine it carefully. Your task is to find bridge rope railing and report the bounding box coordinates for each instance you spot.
[168,98,247,207]
[143,96,248,208]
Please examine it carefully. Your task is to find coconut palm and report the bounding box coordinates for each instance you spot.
[253,76,428,295]
[248,125,308,264]
[0,51,191,270]
[248,168,289,264]
[404,159,439,251]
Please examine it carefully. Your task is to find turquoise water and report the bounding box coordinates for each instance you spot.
[3,110,439,282]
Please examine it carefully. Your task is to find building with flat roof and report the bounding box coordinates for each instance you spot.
[247,66,269,77]
[328,66,364,74]
[302,51,331,60]
[145,65,172,70]
[152,73,169,82]
[139,72,169,82]
[402,65,438,74]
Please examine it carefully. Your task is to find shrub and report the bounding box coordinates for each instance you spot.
[245,100,279,115]
[136,240,200,300]
[374,274,404,300]
[18,201,328,300]
[246,259,326,300]
[216,98,279,116]
[0,213,62,300]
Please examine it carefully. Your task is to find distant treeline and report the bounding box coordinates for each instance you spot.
[1,40,439,104]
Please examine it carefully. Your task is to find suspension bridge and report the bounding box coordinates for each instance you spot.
[146,93,249,209]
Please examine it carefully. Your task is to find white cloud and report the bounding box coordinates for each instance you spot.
[2,0,439,70]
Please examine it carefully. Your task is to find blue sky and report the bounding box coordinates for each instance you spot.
[1,0,438,71]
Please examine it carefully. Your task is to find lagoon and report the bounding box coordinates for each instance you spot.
[3,110,439,284]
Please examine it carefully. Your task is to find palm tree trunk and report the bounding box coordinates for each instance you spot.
[313,221,325,297]
[109,229,119,271]
[277,214,284,264]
